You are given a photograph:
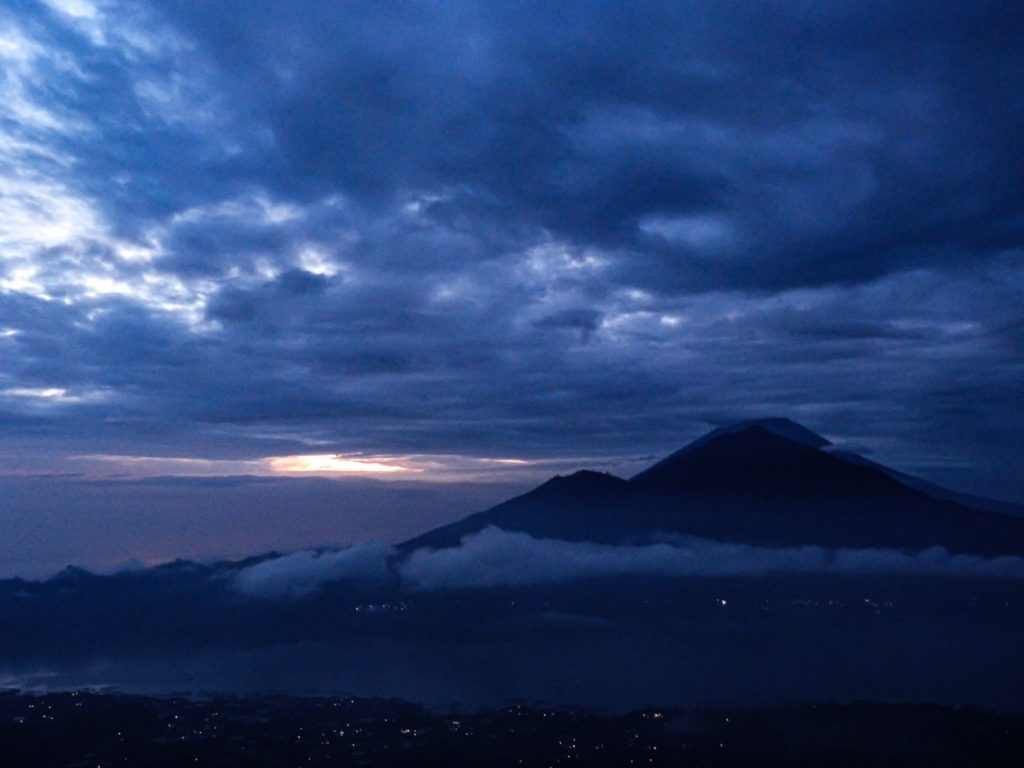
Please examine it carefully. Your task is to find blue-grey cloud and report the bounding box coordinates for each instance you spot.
[229,528,1024,598]
[399,529,1024,590]
[159,1,1024,286]
[233,541,395,599]
[0,0,1020,513]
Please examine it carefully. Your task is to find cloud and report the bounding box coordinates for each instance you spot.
[232,541,395,599]
[0,0,1021,506]
[399,528,1024,591]
[231,528,1024,598]
[161,1,1024,286]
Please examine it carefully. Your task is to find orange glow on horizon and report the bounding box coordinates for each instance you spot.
[267,454,411,474]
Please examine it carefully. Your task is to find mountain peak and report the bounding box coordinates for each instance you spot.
[536,470,626,493]
[631,419,829,486]
[630,422,901,497]
[685,418,831,451]
[401,419,1024,556]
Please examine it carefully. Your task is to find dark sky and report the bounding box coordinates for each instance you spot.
[0,1,1022,572]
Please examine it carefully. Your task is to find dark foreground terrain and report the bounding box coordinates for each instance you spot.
[2,690,1022,767]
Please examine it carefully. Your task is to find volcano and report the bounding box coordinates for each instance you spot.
[403,419,1024,556]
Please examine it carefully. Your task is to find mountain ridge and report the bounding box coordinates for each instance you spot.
[402,419,1024,556]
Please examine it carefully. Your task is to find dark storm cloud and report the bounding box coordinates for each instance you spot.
[534,308,603,342]
[0,0,1022,512]
[161,0,1024,288]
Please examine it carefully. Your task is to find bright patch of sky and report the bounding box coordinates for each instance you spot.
[0,0,237,326]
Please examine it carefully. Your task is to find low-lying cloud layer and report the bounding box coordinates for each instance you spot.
[232,528,1024,598]
[233,541,395,598]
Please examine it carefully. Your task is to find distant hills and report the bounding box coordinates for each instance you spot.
[403,419,1024,556]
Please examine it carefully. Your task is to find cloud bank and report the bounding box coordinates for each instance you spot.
[0,1,1020,503]
[232,541,395,598]
[231,528,1024,598]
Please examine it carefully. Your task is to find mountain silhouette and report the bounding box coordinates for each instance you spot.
[403,419,1024,556]
[401,470,635,552]
[631,424,910,497]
